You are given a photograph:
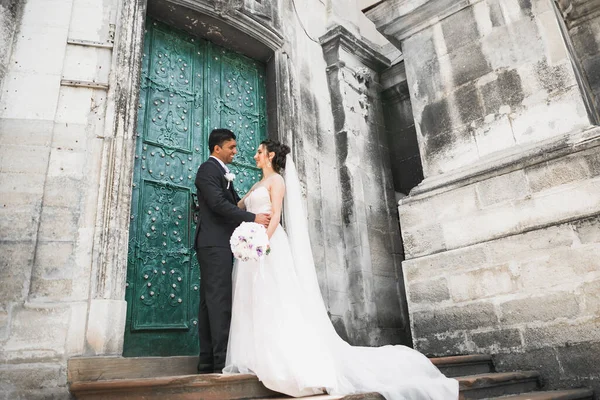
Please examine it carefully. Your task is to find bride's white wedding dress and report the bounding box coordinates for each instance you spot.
[224,156,459,400]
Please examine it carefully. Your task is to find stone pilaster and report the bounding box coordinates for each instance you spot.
[320,25,412,346]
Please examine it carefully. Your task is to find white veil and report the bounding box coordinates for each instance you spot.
[282,154,338,337]
[282,154,459,399]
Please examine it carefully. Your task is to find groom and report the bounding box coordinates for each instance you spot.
[194,128,270,374]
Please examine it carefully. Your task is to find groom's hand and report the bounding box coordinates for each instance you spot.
[255,213,271,228]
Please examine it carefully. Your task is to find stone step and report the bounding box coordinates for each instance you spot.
[431,354,494,378]
[69,373,279,400]
[459,371,541,399]
[488,389,595,400]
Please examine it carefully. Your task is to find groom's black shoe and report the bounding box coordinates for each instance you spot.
[198,362,214,375]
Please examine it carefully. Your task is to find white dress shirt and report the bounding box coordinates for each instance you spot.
[210,155,229,173]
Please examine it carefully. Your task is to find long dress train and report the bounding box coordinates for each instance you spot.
[224,157,459,400]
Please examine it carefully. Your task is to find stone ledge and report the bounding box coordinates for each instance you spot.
[364,0,477,45]
[319,24,390,72]
[401,126,600,203]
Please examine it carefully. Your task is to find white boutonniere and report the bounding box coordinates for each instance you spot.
[224,172,235,189]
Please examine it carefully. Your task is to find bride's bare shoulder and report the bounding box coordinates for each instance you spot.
[266,174,285,192]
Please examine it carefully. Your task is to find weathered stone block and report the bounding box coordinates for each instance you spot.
[0,71,61,120]
[63,45,111,84]
[4,305,70,356]
[441,6,481,56]
[455,84,484,126]
[523,319,600,348]
[54,87,94,125]
[480,69,525,115]
[557,341,600,378]
[517,244,600,290]
[448,41,493,87]
[42,176,83,208]
[469,328,523,352]
[403,244,487,282]
[0,172,45,207]
[0,144,50,175]
[85,299,126,355]
[526,156,590,193]
[36,207,80,242]
[0,363,63,391]
[10,24,67,76]
[494,347,562,382]
[0,241,34,306]
[475,169,530,207]
[28,278,73,301]
[581,279,600,316]
[442,205,520,250]
[472,114,517,157]
[412,302,497,336]
[500,292,580,325]
[402,223,446,258]
[47,148,88,178]
[408,278,450,304]
[414,332,469,356]
[448,264,515,302]
[0,118,53,147]
[21,0,72,28]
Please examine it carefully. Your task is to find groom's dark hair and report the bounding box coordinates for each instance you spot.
[209,129,236,154]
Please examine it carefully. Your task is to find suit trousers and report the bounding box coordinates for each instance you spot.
[196,246,234,372]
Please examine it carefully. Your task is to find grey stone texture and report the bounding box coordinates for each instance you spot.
[364,0,600,395]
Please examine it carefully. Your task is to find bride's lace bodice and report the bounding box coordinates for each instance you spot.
[244,186,272,215]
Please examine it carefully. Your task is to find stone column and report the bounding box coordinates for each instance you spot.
[320,25,412,346]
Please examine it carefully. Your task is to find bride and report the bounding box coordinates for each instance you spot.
[224,140,459,399]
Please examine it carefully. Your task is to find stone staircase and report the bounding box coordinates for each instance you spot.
[68,354,594,400]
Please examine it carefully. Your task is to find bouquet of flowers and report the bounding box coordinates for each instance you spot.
[230,222,271,261]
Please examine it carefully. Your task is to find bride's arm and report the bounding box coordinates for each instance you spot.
[266,176,285,239]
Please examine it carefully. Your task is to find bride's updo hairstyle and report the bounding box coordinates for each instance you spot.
[261,139,290,174]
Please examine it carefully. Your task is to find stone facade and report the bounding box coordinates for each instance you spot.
[366,0,600,396]
[0,0,409,397]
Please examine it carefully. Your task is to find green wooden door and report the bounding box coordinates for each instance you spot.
[124,19,267,357]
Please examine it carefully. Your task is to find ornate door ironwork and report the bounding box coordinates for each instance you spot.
[124,19,267,356]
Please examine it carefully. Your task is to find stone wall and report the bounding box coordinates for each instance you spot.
[366,0,600,396]
[401,135,600,390]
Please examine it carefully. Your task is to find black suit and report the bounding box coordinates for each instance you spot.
[194,157,254,372]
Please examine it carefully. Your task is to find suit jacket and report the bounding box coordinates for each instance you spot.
[194,157,255,249]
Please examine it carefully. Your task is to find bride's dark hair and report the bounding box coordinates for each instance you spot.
[261,139,291,174]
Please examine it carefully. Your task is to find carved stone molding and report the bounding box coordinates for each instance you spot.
[320,24,390,72]
[364,0,473,46]
[159,0,283,53]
